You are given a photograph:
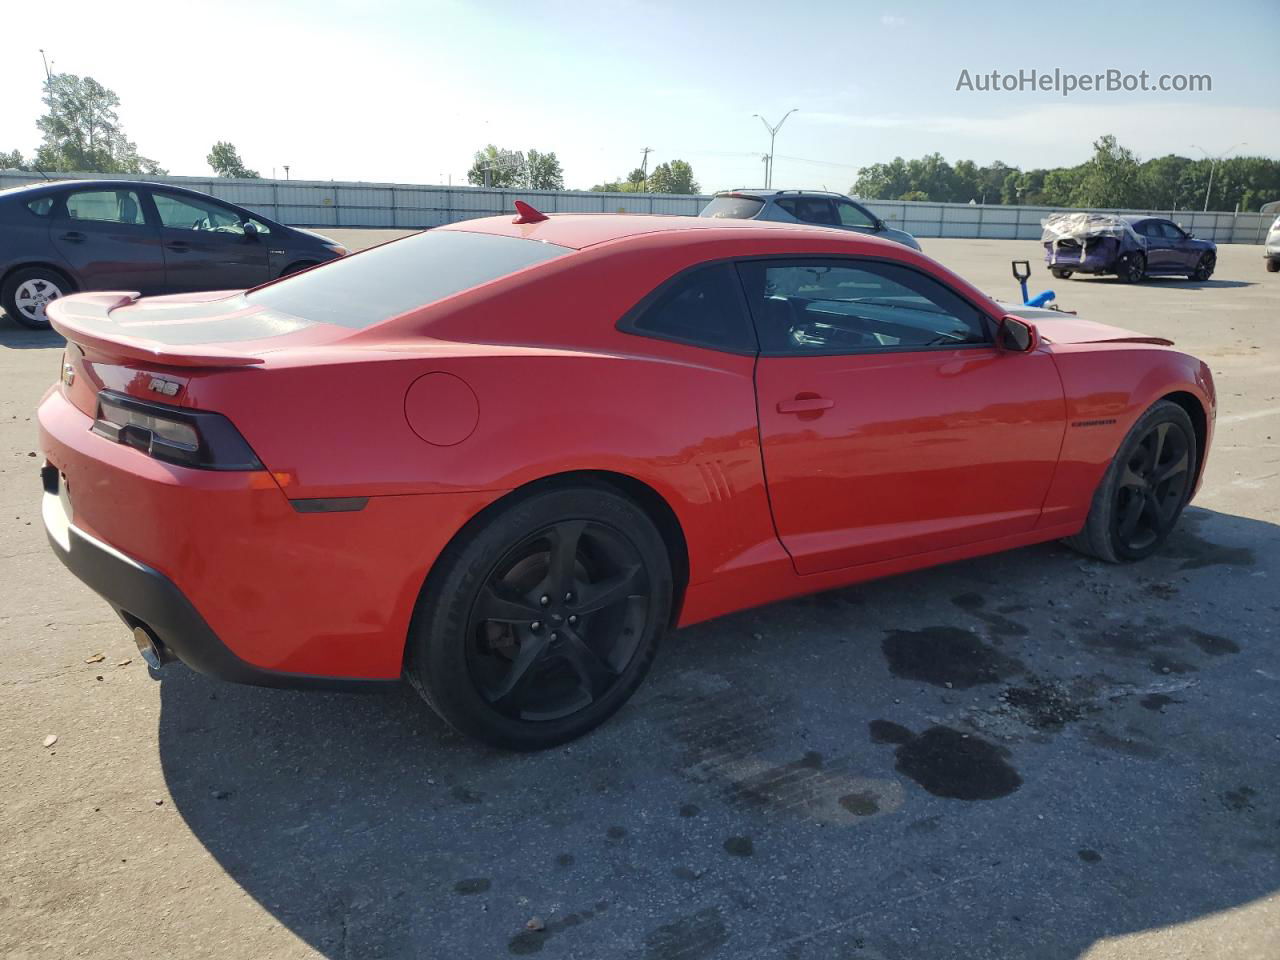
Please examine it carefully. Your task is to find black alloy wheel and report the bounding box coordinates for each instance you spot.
[1064,400,1197,563]
[406,484,671,750]
[1117,252,1146,283]
[1110,421,1193,554]
[466,519,648,721]
[1191,252,1216,282]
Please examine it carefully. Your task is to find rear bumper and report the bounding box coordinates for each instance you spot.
[37,386,503,683]
[42,466,394,691]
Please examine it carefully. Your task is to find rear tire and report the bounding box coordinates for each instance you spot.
[2,266,74,330]
[1116,252,1146,283]
[1266,258,1279,273]
[405,484,672,750]
[1064,400,1197,563]
[1050,267,1073,280]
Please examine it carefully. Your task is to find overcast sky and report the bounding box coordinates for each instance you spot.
[2,0,1276,192]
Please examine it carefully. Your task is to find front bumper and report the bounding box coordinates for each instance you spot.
[42,465,394,691]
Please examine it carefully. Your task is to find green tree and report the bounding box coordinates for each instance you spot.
[0,149,27,170]
[34,73,164,174]
[1069,134,1143,208]
[207,141,259,178]
[898,190,930,202]
[523,149,564,190]
[467,145,525,187]
[851,157,910,199]
[647,159,700,194]
[1040,166,1084,206]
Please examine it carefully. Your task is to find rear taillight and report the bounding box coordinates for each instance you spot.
[91,390,263,471]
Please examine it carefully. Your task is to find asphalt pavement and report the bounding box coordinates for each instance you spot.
[1,234,1277,959]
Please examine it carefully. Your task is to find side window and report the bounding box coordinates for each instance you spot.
[25,196,55,217]
[775,197,838,226]
[1158,221,1185,239]
[622,263,756,354]
[64,189,145,225]
[153,192,247,234]
[835,201,875,228]
[737,259,990,355]
[1134,221,1159,239]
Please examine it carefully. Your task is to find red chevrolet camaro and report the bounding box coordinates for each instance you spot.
[38,205,1215,749]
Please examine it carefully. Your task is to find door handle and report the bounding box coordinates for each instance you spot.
[777,396,835,414]
[60,231,86,243]
[166,241,189,252]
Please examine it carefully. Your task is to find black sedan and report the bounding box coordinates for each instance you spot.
[0,179,347,329]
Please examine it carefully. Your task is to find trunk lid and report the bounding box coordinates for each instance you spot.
[48,289,344,417]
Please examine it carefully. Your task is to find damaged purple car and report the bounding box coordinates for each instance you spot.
[1042,213,1216,283]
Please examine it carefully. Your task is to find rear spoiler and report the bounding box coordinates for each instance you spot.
[46,293,265,367]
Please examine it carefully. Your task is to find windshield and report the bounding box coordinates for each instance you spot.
[699,195,764,219]
[247,229,571,328]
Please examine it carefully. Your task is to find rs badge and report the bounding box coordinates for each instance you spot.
[148,377,180,397]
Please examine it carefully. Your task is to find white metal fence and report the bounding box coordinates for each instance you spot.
[1,170,1273,244]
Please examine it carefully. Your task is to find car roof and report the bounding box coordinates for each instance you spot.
[439,211,893,251]
[1120,215,1162,224]
[0,178,233,199]
[713,189,853,200]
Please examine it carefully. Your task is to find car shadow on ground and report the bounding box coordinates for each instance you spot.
[0,318,63,350]
[157,505,1279,959]
[1073,277,1255,290]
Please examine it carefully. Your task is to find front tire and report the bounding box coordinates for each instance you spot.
[1190,252,1215,282]
[1266,258,1279,273]
[1050,267,1073,280]
[406,484,672,750]
[1064,400,1197,563]
[2,267,73,330]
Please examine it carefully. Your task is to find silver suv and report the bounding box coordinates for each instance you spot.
[1266,215,1279,273]
[699,189,921,251]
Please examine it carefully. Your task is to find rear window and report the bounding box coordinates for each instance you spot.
[26,196,55,217]
[247,229,571,329]
[699,195,764,219]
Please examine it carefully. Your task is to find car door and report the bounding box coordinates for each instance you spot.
[742,257,1066,575]
[50,187,166,293]
[833,198,879,237]
[1134,219,1174,272]
[1158,221,1197,270]
[148,189,271,291]
[774,196,840,228]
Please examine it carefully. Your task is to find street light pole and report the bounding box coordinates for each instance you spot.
[1191,142,1246,212]
[752,108,798,189]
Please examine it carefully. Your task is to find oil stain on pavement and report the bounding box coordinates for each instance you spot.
[869,721,1022,800]
[882,625,1024,688]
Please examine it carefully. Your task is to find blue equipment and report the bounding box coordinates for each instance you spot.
[1011,260,1055,307]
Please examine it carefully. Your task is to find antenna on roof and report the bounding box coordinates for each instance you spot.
[512,200,548,224]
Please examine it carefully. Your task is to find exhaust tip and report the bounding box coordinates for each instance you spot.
[132,625,166,670]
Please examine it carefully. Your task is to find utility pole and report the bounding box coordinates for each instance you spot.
[752,109,798,189]
[283,164,291,181]
[39,49,52,80]
[639,147,653,192]
[1191,142,1246,212]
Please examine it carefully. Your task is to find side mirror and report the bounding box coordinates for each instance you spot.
[998,315,1038,353]
[873,218,886,231]
[241,220,259,237]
